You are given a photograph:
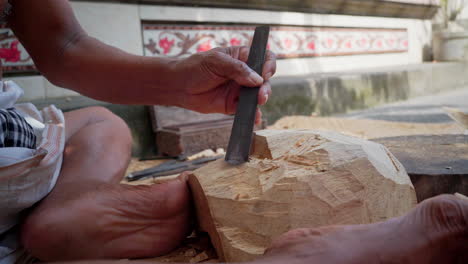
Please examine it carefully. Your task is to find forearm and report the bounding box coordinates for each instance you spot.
[42,34,185,106]
[9,0,185,106]
[9,0,274,114]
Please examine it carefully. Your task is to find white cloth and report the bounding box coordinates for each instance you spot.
[0,81,65,264]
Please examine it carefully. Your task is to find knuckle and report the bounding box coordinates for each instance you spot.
[211,47,224,53]
[211,50,226,60]
[233,60,249,75]
[204,51,226,67]
[190,52,204,61]
[202,51,219,62]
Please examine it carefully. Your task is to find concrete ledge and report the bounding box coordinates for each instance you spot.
[88,0,440,19]
[263,62,468,123]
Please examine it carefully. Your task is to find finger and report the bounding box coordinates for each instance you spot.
[255,108,262,126]
[237,46,250,62]
[224,83,241,115]
[237,48,276,80]
[207,51,263,87]
[263,50,277,80]
[258,81,271,106]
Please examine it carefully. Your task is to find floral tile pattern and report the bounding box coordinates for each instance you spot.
[0,24,35,74]
[142,24,409,59]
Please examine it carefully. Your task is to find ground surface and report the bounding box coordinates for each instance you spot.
[341,87,468,123]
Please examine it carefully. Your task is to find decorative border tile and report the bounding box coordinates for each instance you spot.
[0,24,36,74]
[142,24,409,59]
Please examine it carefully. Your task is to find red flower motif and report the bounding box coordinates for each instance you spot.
[324,38,334,48]
[402,40,409,48]
[0,41,21,63]
[307,41,316,50]
[284,38,293,49]
[344,40,352,49]
[197,40,212,52]
[159,37,175,55]
[358,38,368,47]
[376,40,383,48]
[230,38,241,46]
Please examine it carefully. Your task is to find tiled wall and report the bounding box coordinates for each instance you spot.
[0,25,35,74]
[142,25,409,59]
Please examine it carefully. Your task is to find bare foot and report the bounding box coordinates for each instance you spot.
[21,175,192,261]
[262,195,468,264]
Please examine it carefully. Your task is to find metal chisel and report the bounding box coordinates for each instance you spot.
[225,26,270,165]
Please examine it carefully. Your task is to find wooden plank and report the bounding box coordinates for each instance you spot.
[270,117,464,139]
[375,135,468,201]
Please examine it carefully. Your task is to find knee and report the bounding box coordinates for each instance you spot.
[66,106,132,162]
[86,106,130,134]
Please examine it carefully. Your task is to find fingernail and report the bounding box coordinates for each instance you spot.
[264,92,269,103]
[264,72,273,80]
[249,72,263,84]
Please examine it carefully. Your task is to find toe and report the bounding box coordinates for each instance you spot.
[417,195,468,239]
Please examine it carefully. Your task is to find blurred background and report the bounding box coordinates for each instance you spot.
[2,0,467,158]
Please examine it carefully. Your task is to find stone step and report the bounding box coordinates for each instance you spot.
[263,62,468,123]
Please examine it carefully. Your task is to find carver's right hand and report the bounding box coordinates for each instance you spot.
[262,194,468,264]
[169,46,276,124]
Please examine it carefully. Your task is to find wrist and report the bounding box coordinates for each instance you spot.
[165,57,190,108]
[139,57,186,107]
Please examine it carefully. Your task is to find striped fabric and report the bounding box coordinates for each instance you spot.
[0,108,36,149]
[0,81,65,264]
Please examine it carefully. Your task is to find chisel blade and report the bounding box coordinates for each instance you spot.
[225,26,270,165]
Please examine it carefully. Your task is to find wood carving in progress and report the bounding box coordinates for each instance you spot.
[189,130,417,262]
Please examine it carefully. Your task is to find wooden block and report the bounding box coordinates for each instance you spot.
[156,119,234,157]
[150,106,230,132]
[150,106,235,157]
[189,130,417,262]
[375,135,468,202]
[151,106,266,157]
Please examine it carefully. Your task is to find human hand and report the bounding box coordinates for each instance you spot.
[261,195,468,264]
[171,46,276,124]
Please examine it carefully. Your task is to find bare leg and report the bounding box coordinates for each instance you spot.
[37,195,467,264]
[21,107,192,261]
[44,195,468,264]
[263,195,468,264]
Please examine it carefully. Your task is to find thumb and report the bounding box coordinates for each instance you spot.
[207,51,264,87]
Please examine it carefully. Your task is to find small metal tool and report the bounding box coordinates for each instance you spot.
[126,155,224,182]
[225,26,270,165]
